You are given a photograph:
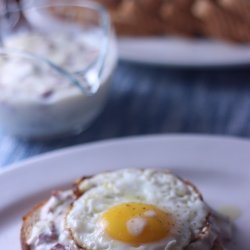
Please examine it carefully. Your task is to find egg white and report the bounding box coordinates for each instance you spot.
[66,169,208,250]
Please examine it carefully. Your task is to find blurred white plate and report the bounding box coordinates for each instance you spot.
[0,135,250,249]
[119,37,250,67]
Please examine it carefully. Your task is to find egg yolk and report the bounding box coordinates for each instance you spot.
[100,203,174,245]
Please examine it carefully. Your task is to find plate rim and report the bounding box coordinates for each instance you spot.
[1,134,250,177]
[1,134,250,250]
[118,37,250,68]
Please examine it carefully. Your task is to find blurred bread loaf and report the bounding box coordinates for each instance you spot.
[40,0,250,42]
[193,0,250,42]
[93,0,250,42]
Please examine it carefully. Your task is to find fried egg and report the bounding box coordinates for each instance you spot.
[66,169,208,250]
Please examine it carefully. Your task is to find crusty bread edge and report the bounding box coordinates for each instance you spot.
[21,202,45,250]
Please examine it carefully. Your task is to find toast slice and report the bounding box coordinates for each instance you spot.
[21,170,231,250]
[21,207,227,250]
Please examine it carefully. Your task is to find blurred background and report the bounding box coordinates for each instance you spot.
[1,0,250,167]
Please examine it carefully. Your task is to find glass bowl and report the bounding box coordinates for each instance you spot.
[0,0,117,140]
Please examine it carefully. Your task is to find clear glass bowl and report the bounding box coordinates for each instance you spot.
[0,0,117,140]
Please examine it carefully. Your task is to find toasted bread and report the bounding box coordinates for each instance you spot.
[192,0,250,43]
[21,171,231,250]
[93,0,250,42]
[46,0,250,42]
[21,202,46,250]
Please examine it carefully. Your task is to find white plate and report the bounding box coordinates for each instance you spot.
[119,37,250,67]
[0,135,250,249]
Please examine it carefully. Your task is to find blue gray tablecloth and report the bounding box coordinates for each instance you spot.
[1,61,250,168]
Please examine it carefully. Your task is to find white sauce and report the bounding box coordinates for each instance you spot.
[4,32,98,72]
[0,31,117,139]
[0,32,99,100]
[28,190,80,250]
